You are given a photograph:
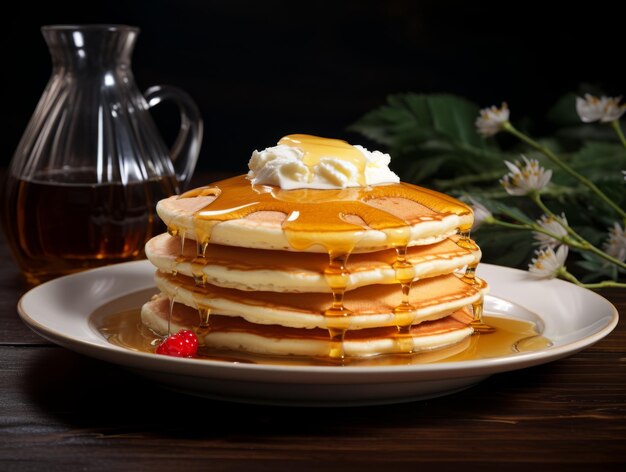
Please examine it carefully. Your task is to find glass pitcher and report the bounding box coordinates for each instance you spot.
[1,24,203,285]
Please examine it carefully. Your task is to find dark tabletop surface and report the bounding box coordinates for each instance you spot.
[1,173,625,472]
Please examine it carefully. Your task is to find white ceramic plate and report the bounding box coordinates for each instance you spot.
[18,261,618,406]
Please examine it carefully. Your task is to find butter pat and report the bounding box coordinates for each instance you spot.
[247,134,400,189]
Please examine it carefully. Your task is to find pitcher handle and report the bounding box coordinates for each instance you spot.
[144,85,203,190]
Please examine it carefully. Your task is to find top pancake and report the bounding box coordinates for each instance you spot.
[157,175,474,253]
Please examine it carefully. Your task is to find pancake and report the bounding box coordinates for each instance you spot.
[145,233,481,293]
[141,294,474,357]
[153,270,487,330]
[156,175,473,253]
[139,136,487,362]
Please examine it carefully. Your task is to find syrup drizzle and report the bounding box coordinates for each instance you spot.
[278,134,368,186]
[323,251,353,359]
[457,230,492,333]
[168,135,476,359]
[191,257,208,286]
[167,291,176,336]
[196,306,211,341]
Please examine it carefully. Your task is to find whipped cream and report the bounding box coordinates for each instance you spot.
[247,135,400,190]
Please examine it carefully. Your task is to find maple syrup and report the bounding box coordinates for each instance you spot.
[2,168,176,284]
[92,290,551,367]
[278,134,368,185]
[177,174,471,253]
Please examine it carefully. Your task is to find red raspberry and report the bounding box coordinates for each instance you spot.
[155,330,198,358]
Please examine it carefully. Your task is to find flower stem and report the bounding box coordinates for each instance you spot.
[489,219,531,231]
[529,192,626,270]
[558,268,626,289]
[489,215,596,255]
[503,121,626,220]
[489,217,561,242]
[610,120,626,149]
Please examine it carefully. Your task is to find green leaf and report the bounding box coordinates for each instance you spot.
[547,93,580,126]
[349,93,496,151]
[427,95,487,148]
[569,142,626,179]
[403,155,447,182]
[577,260,618,282]
[474,227,534,268]
[489,201,536,225]
[348,90,625,283]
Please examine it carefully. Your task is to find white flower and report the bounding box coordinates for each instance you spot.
[603,222,626,262]
[528,245,569,279]
[623,170,626,181]
[500,156,552,196]
[476,103,510,137]
[467,197,493,231]
[533,213,568,249]
[576,94,626,123]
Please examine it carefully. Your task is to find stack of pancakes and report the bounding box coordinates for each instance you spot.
[140,173,487,361]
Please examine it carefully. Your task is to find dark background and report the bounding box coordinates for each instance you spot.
[2,0,624,176]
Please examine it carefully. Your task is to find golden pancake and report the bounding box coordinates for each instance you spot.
[145,233,481,293]
[141,295,474,357]
[157,175,473,253]
[153,270,487,330]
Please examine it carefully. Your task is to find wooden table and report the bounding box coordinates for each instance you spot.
[1,188,625,472]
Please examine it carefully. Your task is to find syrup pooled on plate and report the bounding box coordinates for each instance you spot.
[92,290,551,366]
